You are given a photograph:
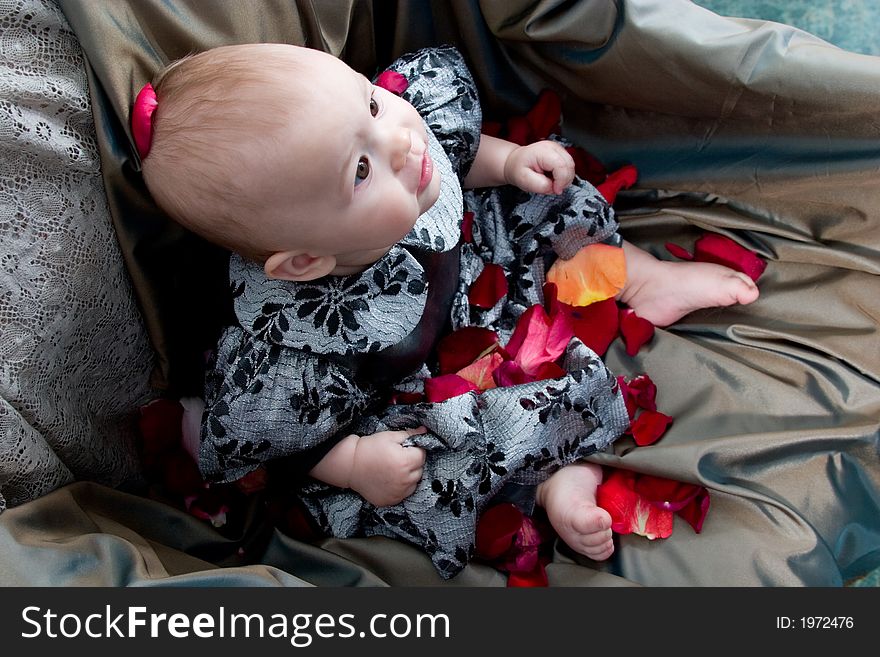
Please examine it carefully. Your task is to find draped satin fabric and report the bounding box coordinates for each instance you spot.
[1,0,874,587]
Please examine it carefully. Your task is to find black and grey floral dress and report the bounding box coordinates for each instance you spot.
[199,46,630,579]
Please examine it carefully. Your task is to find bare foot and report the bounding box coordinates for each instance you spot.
[617,240,759,327]
[536,462,615,561]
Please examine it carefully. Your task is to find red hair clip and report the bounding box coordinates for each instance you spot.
[132,83,158,159]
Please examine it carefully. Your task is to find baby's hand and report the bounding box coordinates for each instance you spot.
[504,140,575,195]
[348,427,427,507]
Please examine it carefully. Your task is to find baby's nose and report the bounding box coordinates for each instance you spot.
[390,127,412,172]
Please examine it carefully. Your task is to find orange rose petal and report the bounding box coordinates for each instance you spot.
[546,243,627,307]
[456,352,504,391]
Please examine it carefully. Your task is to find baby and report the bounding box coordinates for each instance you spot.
[135,43,758,577]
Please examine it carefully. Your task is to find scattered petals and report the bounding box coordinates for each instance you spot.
[616,375,638,420]
[138,398,184,462]
[468,262,508,309]
[456,352,504,391]
[505,303,573,377]
[627,374,657,412]
[666,233,766,282]
[664,242,694,261]
[634,474,702,513]
[564,297,619,357]
[546,243,627,307]
[506,115,530,146]
[389,391,425,405]
[525,89,562,141]
[492,360,528,388]
[185,489,230,528]
[476,503,525,559]
[596,469,674,539]
[436,326,499,375]
[596,164,638,204]
[460,211,475,244]
[676,487,711,533]
[506,565,549,588]
[618,308,655,356]
[481,120,503,137]
[475,503,553,587]
[630,410,673,446]
[693,233,767,282]
[235,467,269,495]
[375,70,408,95]
[424,373,479,403]
[163,448,204,496]
[565,146,607,185]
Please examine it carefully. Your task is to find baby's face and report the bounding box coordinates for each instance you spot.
[260,48,441,270]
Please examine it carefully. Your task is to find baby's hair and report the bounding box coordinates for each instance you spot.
[142,44,305,261]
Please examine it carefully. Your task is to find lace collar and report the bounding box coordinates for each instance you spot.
[231,125,462,355]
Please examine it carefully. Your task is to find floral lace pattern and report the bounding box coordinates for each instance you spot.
[0,0,154,511]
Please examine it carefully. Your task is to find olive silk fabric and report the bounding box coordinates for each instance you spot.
[1,0,876,586]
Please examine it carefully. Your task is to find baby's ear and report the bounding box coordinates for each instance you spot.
[264,251,336,282]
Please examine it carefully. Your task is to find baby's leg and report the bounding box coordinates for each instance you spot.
[617,240,759,327]
[536,461,615,561]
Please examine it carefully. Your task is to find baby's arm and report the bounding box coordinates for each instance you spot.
[308,428,427,507]
[463,134,575,195]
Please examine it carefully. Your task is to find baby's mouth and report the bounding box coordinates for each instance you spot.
[418,149,433,193]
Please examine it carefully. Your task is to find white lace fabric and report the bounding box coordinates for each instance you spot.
[0,0,155,510]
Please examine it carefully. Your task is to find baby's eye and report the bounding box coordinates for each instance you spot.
[355,157,370,185]
[369,96,379,117]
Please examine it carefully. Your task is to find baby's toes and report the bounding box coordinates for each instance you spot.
[730,272,760,305]
[582,540,615,561]
[570,504,612,537]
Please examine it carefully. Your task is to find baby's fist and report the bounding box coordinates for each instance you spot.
[504,140,575,195]
[348,427,427,507]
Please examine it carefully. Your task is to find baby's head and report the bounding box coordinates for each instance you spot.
[140,43,441,281]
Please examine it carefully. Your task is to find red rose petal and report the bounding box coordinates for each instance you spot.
[235,467,268,496]
[436,326,500,375]
[616,376,638,420]
[389,391,425,405]
[596,468,674,539]
[566,297,619,357]
[163,448,204,496]
[138,398,184,459]
[676,486,710,533]
[493,360,527,387]
[507,563,549,587]
[693,233,767,282]
[461,211,475,244]
[664,242,694,261]
[475,503,524,559]
[529,361,567,382]
[375,70,408,95]
[525,89,562,141]
[630,410,673,446]
[627,374,657,412]
[469,262,508,309]
[596,164,638,205]
[424,374,479,403]
[634,474,701,513]
[596,468,637,534]
[619,308,655,356]
[481,121,503,137]
[565,146,607,185]
[505,303,573,377]
[505,115,531,146]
